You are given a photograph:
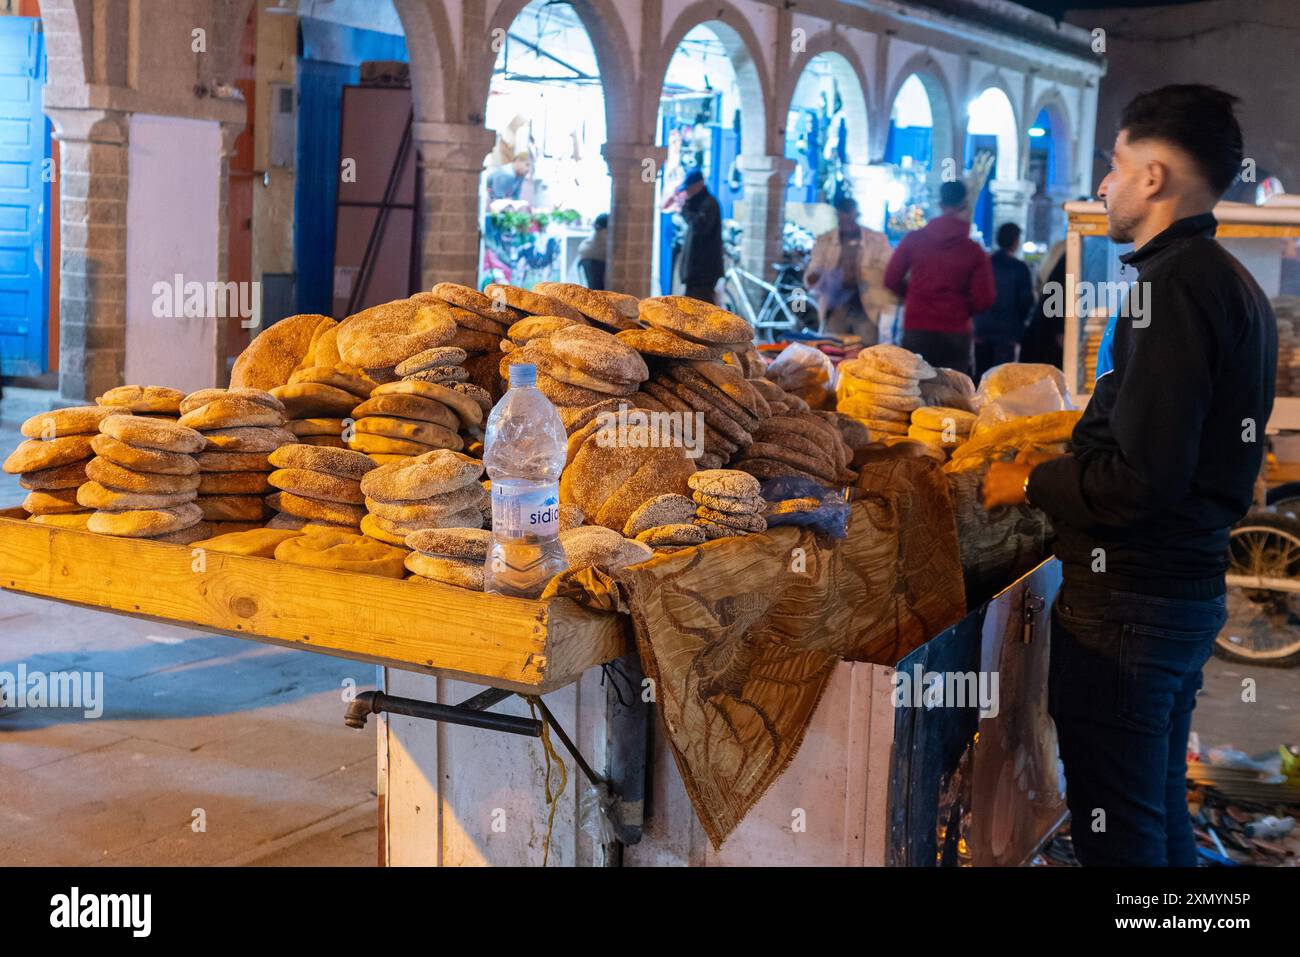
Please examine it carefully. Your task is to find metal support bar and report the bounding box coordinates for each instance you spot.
[530,695,602,789]
[344,690,541,736]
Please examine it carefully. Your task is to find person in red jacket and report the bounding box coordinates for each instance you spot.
[883,181,997,377]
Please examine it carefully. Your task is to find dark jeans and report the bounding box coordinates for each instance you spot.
[1050,576,1227,866]
[974,338,1017,384]
[684,284,717,305]
[900,329,972,377]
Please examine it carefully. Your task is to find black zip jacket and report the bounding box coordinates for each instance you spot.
[1027,213,1277,597]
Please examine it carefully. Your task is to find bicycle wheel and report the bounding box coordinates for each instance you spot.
[1216,511,1300,666]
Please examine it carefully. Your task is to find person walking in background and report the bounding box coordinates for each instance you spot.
[487,151,532,202]
[663,169,723,304]
[973,222,1035,381]
[805,196,894,343]
[576,213,608,290]
[883,180,995,376]
[983,85,1274,866]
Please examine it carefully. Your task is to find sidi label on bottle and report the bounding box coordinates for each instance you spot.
[492,482,560,538]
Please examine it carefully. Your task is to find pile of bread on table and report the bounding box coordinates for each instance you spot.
[3,283,894,590]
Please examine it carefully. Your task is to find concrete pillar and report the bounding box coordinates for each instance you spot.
[46,108,130,403]
[603,142,666,298]
[990,178,1037,240]
[736,154,796,282]
[413,122,497,290]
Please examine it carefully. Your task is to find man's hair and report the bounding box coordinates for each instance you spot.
[939,181,967,208]
[995,222,1021,251]
[1119,84,1243,195]
[593,213,609,230]
[833,196,859,215]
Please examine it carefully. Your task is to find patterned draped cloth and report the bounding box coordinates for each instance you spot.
[545,455,967,848]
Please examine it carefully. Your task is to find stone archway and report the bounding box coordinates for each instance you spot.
[785,37,872,168]
[883,54,958,179]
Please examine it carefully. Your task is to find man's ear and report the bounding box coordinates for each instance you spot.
[1142,158,1170,199]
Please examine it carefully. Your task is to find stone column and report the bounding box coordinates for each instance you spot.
[412,121,497,290]
[46,108,130,403]
[990,178,1037,240]
[736,154,796,282]
[602,142,666,298]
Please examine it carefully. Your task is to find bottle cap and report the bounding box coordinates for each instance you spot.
[508,363,537,388]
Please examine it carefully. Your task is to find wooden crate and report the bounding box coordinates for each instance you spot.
[0,508,626,693]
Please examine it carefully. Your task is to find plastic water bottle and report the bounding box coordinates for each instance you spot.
[483,363,569,598]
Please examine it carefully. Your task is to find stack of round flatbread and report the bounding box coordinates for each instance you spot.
[335,297,459,384]
[622,492,707,550]
[348,378,485,466]
[560,414,696,533]
[687,470,768,540]
[75,414,209,542]
[908,405,976,458]
[836,344,936,440]
[404,526,492,590]
[178,388,296,530]
[273,528,408,578]
[732,406,856,487]
[919,367,977,412]
[501,324,649,436]
[96,385,184,419]
[637,297,755,352]
[3,405,132,529]
[358,448,487,547]
[272,364,376,449]
[558,524,653,572]
[633,358,770,470]
[265,444,378,534]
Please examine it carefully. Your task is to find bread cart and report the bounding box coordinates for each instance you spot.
[1064,199,1300,666]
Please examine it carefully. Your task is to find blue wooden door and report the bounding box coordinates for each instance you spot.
[0,17,47,377]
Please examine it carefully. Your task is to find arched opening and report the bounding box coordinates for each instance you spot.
[785,52,870,210]
[1025,101,1071,252]
[653,23,748,296]
[882,69,956,241]
[479,0,610,290]
[965,86,1018,247]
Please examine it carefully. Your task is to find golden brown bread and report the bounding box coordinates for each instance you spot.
[192,527,303,557]
[21,406,129,439]
[3,436,96,473]
[230,314,336,391]
[274,530,407,577]
[196,494,268,522]
[96,386,184,414]
[84,457,202,494]
[21,488,85,515]
[267,444,377,480]
[99,415,206,454]
[90,434,199,475]
[87,503,204,537]
[268,468,365,504]
[77,481,197,510]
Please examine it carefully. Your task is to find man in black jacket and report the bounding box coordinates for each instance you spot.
[973,222,1035,382]
[667,169,724,304]
[984,85,1276,866]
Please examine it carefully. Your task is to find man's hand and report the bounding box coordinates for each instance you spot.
[983,461,1034,509]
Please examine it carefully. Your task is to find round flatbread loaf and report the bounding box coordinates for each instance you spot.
[231,314,336,391]
[274,530,407,578]
[336,298,458,368]
[268,444,377,480]
[268,468,365,505]
[546,326,648,388]
[299,435,347,448]
[483,284,586,323]
[100,415,205,454]
[22,406,128,439]
[360,449,484,501]
[429,282,526,323]
[287,365,376,399]
[639,297,754,345]
[370,379,483,428]
[347,433,438,456]
[268,490,366,526]
[146,522,214,545]
[192,527,304,557]
[90,434,199,475]
[405,365,470,386]
[369,508,481,537]
[178,396,285,431]
[696,505,768,532]
[838,392,924,417]
[87,502,203,537]
[615,326,722,360]
[404,552,485,589]
[76,481,196,510]
[533,282,639,331]
[365,484,484,524]
[196,495,267,522]
[17,460,88,490]
[285,417,346,438]
[97,386,184,414]
[691,516,748,539]
[181,388,285,416]
[194,450,271,472]
[855,344,936,380]
[350,394,462,433]
[691,489,764,514]
[405,526,491,559]
[268,382,360,419]
[201,426,296,453]
[354,415,462,450]
[3,435,95,474]
[22,488,84,515]
[507,315,580,345]
[197,470,272,495]
[358,513,409,546]
[85,457,202,494]
[687,468,761,500]
[395,346,468,377]
[558,525,654,572]
[910,405,977,432]
[634,522,707,547]
[621,493,697,538]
